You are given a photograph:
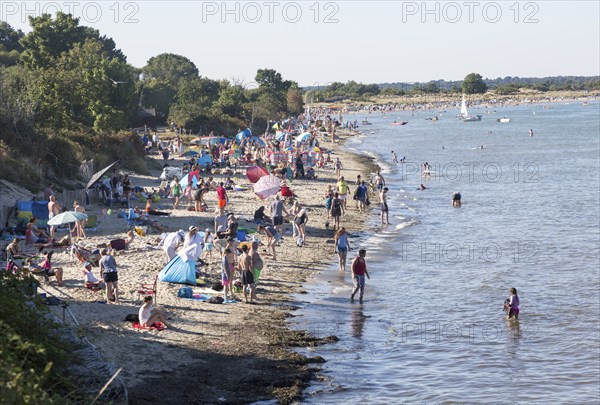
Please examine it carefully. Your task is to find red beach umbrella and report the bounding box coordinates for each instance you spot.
[246,166,269,183]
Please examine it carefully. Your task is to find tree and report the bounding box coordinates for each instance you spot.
[213,80,247,117]
[461,73,488,94]
[286,85,304,115]
[142,53,198,86]
[20,13,125,69]
[168,76,219,129]
[0,22,24,52]
[142,80,176,119]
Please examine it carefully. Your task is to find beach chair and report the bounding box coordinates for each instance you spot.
[71,244,100,266]
[137,273,158,304]
[124,208,148,230]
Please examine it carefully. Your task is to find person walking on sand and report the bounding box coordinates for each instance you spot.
[221,248,235,301]
[351,249,370,303]
[337,176,350,209]
[380,187,390,225]
[216,181,228,209]
[334,227,351,272]
[334,157,342,178]
[171,178,182,209]
[329,192,343,231]
[99,248,119,304]
[257,225,282,261]
[270,195,290,236]
[505,287,520,320]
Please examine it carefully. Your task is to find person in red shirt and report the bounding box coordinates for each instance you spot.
[216,182,227,209]
[350,249,370,303]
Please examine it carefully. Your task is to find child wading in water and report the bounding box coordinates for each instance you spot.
[350,249,370,303]
[504,287,520,320]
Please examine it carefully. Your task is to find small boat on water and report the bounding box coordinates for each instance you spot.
[459,94,481,122]
[361,119,372,125]
[390,121,408,126]
[497,117,511,123]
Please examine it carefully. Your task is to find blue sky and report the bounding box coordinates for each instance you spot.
[2,1,599,85]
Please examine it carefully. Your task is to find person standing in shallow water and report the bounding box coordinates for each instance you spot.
[380,187,389,225]
[506,287,520,320]
[350,249,370,303]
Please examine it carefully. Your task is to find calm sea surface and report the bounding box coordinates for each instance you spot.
[288,101,600,404]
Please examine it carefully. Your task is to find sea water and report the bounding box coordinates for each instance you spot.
[289,101,600,404]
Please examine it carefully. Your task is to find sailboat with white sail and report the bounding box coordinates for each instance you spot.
[459,94,481,122]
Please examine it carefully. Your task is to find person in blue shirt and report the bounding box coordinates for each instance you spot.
[355,181,368,213]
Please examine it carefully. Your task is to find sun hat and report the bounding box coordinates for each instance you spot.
[189,225,197,232]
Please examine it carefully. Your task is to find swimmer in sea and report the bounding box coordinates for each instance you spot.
[529,129,534,137]
[452,191,461,208]
[418,184,426,190]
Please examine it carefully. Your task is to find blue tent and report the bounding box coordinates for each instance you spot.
[197,155,213,167]
[249,136,265,147]
[179,174,198,189]
[296,132,311,143]
[159,253,197,286]
[235,128,253,143]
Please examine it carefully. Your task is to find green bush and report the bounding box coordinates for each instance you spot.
[0,272,81,403]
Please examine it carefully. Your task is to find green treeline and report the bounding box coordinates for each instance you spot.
[306,74,600,100]
[0,14,302,190]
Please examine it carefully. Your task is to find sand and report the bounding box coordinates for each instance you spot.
[31,129,379,404]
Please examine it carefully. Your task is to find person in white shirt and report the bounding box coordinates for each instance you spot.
[139,296,169,327]
[158,229,185,260]
[183,226,203,260]
[83,262,104,289]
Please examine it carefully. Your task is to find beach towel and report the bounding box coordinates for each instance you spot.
[133,321,166,331]
[191,293,212,301]
[184,294,238,304]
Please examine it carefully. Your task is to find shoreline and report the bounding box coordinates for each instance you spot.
[27,128,379,404]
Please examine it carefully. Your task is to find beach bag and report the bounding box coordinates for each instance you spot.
[365,197,371,206]
[325,196,332,209]
[178,286,193,298]
[134,226,147,237]
[211,281,223,291]
[124,314,139,323]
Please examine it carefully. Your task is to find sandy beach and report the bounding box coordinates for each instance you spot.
[20,129,379,404]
